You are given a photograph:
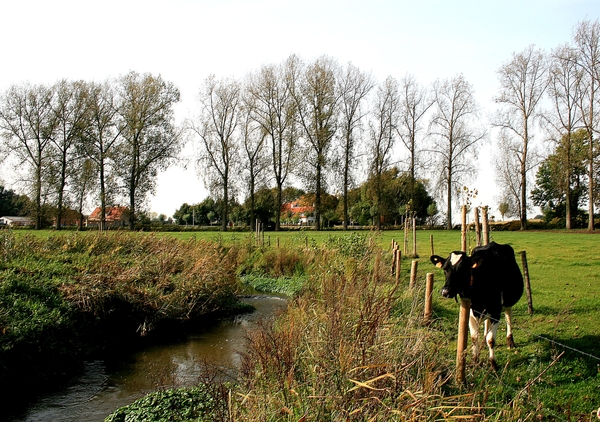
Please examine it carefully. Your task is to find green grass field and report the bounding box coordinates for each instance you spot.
[10,227,600,419]
[164,228,600,418]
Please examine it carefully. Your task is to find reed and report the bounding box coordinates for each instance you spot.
[233,240,465,420]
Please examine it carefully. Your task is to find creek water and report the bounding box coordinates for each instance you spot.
[11,295,287,422]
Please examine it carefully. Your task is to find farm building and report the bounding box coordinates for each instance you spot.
[86,206,130,228]
[281,198,315,225]
[0,216,35,227]
[53,209,84,228]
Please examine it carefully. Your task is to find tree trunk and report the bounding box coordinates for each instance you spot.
[565,134,572,230]
[446,157,453,230]
[129,186,136,231]
[521,122,528,230]
[222,176,228,232]
[343,144,350,230]
[314,162,322,231]
[275,181,282,231]
[100,161,106,231]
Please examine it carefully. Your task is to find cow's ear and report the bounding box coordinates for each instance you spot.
[430,255,445,268]
[471,255,484,269]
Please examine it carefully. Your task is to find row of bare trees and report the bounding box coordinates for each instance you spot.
[195,19,600,232]
[0,72,182,229]
[191,55,486,231]
[494,19,600,230]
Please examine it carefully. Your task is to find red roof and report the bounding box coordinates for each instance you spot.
[88,206,128,222]
[281,202,314,215]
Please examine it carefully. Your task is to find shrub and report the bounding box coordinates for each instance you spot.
[105,384,230,422]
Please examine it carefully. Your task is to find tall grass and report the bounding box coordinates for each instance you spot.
[233,240,468,421]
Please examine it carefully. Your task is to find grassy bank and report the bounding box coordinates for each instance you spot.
[6,228,600,419]
[0,230,252,409]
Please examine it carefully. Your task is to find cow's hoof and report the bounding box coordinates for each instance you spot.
[489,358,498,372]
[507,334,516,349]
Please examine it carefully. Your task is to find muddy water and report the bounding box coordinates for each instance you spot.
[13,295,287,422]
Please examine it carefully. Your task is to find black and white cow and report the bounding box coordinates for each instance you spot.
[430,241,524,368]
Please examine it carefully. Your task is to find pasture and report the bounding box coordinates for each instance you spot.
[161,228,600,418]
[9,227,600,419]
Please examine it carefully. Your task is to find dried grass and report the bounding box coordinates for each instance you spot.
[232,244,483,421]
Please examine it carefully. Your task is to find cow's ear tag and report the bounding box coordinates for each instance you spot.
[471,262,479,269]
[435,262,443,268]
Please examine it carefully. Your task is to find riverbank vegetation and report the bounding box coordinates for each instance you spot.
[0,230,251,411]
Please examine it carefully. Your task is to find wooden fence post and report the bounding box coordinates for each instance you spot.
[461,205,467,252]
[482,206,490,246]
[409,260,418,289]
[395,250,402,283]
[456,298,471,384]
[430,234,434,257]
[412,217,417,257]
[404,220,409,255]
[424,273,434,324]
[474,207,481,247]
[391,240,398,275]
[520,251,533,316]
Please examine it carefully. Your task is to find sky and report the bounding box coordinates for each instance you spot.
[1,0,599,218]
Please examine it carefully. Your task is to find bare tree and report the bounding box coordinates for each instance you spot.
[71,157,96,230]
[546,44,584,229]
[247,58,298,231]
[191,75,241,231]
[116,71,183,230]
[240,83,268,230]
[290,55,340,230]
[0,83,57,229]
[572,19,600,231]
[397,74,434,204]
[49,79,89,229]
[368,76,400,230]
[494,134,524,222]
[429,74,486,229]
[79,80,123,231]
[336,62,374,229]
[494,45,548,230]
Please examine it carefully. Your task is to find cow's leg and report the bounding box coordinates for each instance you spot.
[504,307,516,348]
[485,318,499,370]
[469,309,480,361]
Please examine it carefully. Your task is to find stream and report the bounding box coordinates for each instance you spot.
[10,295,287,422]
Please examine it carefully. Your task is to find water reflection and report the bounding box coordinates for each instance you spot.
[15,295,286,422]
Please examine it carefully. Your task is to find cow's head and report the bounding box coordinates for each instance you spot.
[430,251,479,299]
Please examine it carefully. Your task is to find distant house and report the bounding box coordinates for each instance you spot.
[53,209,84,228]
[0,216,35,227]
[281,197,315,225]
[86,206,129,228]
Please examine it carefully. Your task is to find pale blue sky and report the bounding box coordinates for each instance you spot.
[1,0,599,216]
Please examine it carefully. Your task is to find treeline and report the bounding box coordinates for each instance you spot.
[1,19,599,231]
[173,169,436,229]
[0,73,182,230]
